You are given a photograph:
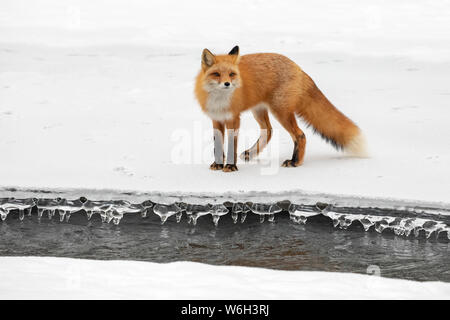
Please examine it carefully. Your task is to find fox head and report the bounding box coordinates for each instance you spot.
[200,46,241,92]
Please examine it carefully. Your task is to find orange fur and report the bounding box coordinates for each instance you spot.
[195,47,367,171]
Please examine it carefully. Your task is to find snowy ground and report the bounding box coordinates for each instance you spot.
[1,0,450,204]
[1,257,449,299]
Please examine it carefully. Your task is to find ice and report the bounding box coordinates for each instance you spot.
[240,212,247,224]
[231,203,244,224]
[174,202,186,223]
[0,209,8,221]
[185,204,211,226]
[83,200,111,220]
[320,211,450,239]
[209,204,229,227]
[47,209,55,220]
[0,196,448,239]
[174,202,187,223]
[35,198,61,221]
[248,203,282,223]
[102,200,144,225]
[107,210,125,225]
[359,217,375,231]
[82,199,148,224]
[241,203,252,223]
[0,198,36,221]
[139,200,154,218]
[152,203,181,225]
[57,198,84,222]
[288,204,320,224]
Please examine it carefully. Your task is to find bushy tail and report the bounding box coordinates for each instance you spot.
[296,80,368,157]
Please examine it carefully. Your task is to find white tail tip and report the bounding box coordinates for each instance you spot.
[346,132,369,158]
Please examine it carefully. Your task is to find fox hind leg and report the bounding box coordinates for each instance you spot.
[270,109,306,167]
[241,106,273,162]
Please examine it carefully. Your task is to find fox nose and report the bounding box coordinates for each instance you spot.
[224,82,230,87]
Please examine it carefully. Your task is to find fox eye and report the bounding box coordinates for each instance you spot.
[211,72,220,77]
[229,72,236,77]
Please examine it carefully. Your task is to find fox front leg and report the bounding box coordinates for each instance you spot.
[210,121,225,170]
[223,118,240,172]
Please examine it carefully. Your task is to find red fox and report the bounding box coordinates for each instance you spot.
[195,46,367,172]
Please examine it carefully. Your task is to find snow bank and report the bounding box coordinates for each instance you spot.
[0,257,448,299]
[0,0,449,203]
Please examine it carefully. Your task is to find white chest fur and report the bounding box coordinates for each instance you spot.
[205,90,234,122]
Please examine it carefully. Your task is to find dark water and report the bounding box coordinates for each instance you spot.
[0,211,449,282]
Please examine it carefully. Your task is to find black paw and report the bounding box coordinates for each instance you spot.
[241,150,251,162]
[281,160,300,167]
[223,164,238,172]
[210,162,224,170]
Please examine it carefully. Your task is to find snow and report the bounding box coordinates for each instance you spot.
[1,0,449,203]
[0,257,448,299]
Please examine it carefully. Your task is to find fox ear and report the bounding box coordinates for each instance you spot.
[202,48,215,69]
[228,46,239,56]
[228,46,240,63]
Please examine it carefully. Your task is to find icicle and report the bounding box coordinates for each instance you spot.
[374,221,389,233]
[212,215,220,227]
[176,211,182,223]
[140,200,154,212]
[209,204,228,227]
[153,203,181,224]
[59,210,66,222]
[259,215,265,223]
[37,208,44,221]
[26,208,33,216]
[19,209,25,221]
[298,216,307,224]
[65,212,71,222]
[289,204,320,225]
[240,212,247,223]
[231,212,238,224]
[338,216,352,229]
[359,218,374,231]
[268,213,275,223]
[58,198,84,217]
[106,210,114,224]
[184,204,210,226]
[141,209,148,218]
[269,203,282,215]
[332,218,339,228]
[47,210,55,220]
[0,209,8,221]
[112,217,122,225]
[422,221,438,239]
[413,226,422,237]
[232,203,243,224]
[86,211,94,220]
[100,210,107,223]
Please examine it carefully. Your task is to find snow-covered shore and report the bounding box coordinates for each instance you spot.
[1,0,450,203]
[0,257,448,299]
